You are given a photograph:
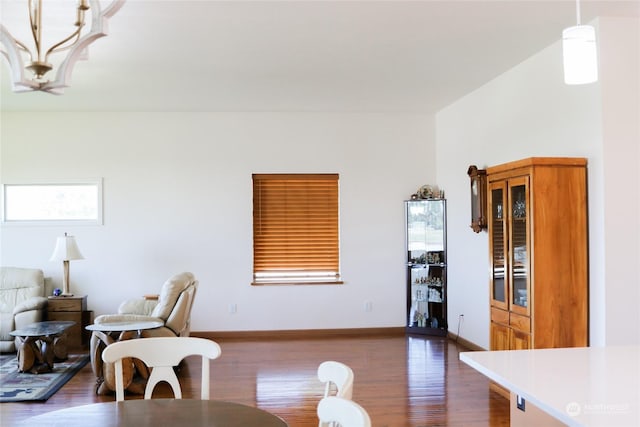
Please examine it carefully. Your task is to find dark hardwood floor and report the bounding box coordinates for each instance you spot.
[1,335,509,426]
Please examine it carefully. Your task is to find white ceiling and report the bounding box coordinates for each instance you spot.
[1,0,638,113]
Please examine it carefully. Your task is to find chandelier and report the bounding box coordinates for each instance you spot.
[0,0,125,94]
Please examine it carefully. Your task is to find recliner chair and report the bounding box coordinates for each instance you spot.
[93,271,198,338]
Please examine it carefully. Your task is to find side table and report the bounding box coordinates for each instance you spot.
[10,321,75,373]
[86,320,163,395]
[47,295,92,350]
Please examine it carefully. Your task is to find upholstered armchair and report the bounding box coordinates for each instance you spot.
[0,267,48,352]
[93,272,198,339]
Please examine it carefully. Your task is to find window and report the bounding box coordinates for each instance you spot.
[2,180,103,225]
[252,173,341,285]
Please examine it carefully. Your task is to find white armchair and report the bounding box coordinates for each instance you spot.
[0,267,48,352]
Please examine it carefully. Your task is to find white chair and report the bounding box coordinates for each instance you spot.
[318,360,354,399]
[101,336,221,401]
[317,396,372,427]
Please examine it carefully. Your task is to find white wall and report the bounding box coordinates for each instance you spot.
[436,17,639,348]
[599,18,640,345]
[0,112,436,333]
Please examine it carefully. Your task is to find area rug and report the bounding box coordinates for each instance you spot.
[0,353,89,402]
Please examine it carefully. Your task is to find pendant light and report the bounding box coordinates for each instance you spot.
[563,0,598,85]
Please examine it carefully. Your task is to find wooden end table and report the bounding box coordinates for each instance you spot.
[10,321,75,374]
[47,295,92,349]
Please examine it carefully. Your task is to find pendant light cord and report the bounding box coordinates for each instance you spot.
[576,0,582,25]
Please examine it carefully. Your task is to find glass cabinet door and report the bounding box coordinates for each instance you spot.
[406,200,445,263]
[508,177,530,316]
[424,200,445,255]
[489,182,508,310]
[407,201,427,265]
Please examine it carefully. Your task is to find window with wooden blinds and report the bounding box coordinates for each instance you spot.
[252,173,342,285]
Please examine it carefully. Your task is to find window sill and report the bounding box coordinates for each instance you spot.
[251,280,344,286]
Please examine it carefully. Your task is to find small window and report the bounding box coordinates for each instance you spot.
[252,173,341,285]
[2,180,103,225]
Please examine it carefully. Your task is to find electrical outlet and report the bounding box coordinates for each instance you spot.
[456,314,465,338]
[364,301,373,312]
[228,303,237,314]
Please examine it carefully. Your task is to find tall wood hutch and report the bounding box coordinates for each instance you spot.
[487,158,588,394]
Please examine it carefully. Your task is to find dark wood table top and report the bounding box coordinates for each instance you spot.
[22,398,289,427]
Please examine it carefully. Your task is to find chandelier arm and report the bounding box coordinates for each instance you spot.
[45,5,88,60]
[12,38,34,58]
[41,0,126,92]
[28,0,43,62]
[45,26,83,61]
[0,25,39,91]
[99,0,126,20]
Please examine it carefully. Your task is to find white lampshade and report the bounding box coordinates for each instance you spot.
[563,25,598,85]
[49,234,84,261]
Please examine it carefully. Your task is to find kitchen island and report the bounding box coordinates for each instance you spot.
[460,345,639,427]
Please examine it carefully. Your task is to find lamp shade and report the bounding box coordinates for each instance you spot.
[563,25,598,85]
[49,234,84,261]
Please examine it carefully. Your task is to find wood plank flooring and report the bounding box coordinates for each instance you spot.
[1,335,509,426]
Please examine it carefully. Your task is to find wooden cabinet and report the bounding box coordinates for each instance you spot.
[487,158,588,394]
[405,199,447,336]
[490,320,509,350]
[47,295,92,350]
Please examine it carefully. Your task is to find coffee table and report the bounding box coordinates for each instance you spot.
[86,320,163,395]
[10,321,75,373]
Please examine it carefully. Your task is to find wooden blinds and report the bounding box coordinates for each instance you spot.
[252,174,341,284]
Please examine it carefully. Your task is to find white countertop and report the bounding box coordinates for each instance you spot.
[460,346,639,427]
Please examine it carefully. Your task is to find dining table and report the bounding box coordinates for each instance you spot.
[21,398,289,426]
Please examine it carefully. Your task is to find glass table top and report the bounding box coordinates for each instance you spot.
[85,320,164,332]
[10,321,75,337]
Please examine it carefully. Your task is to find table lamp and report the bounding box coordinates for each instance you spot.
[49,232,84,297]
